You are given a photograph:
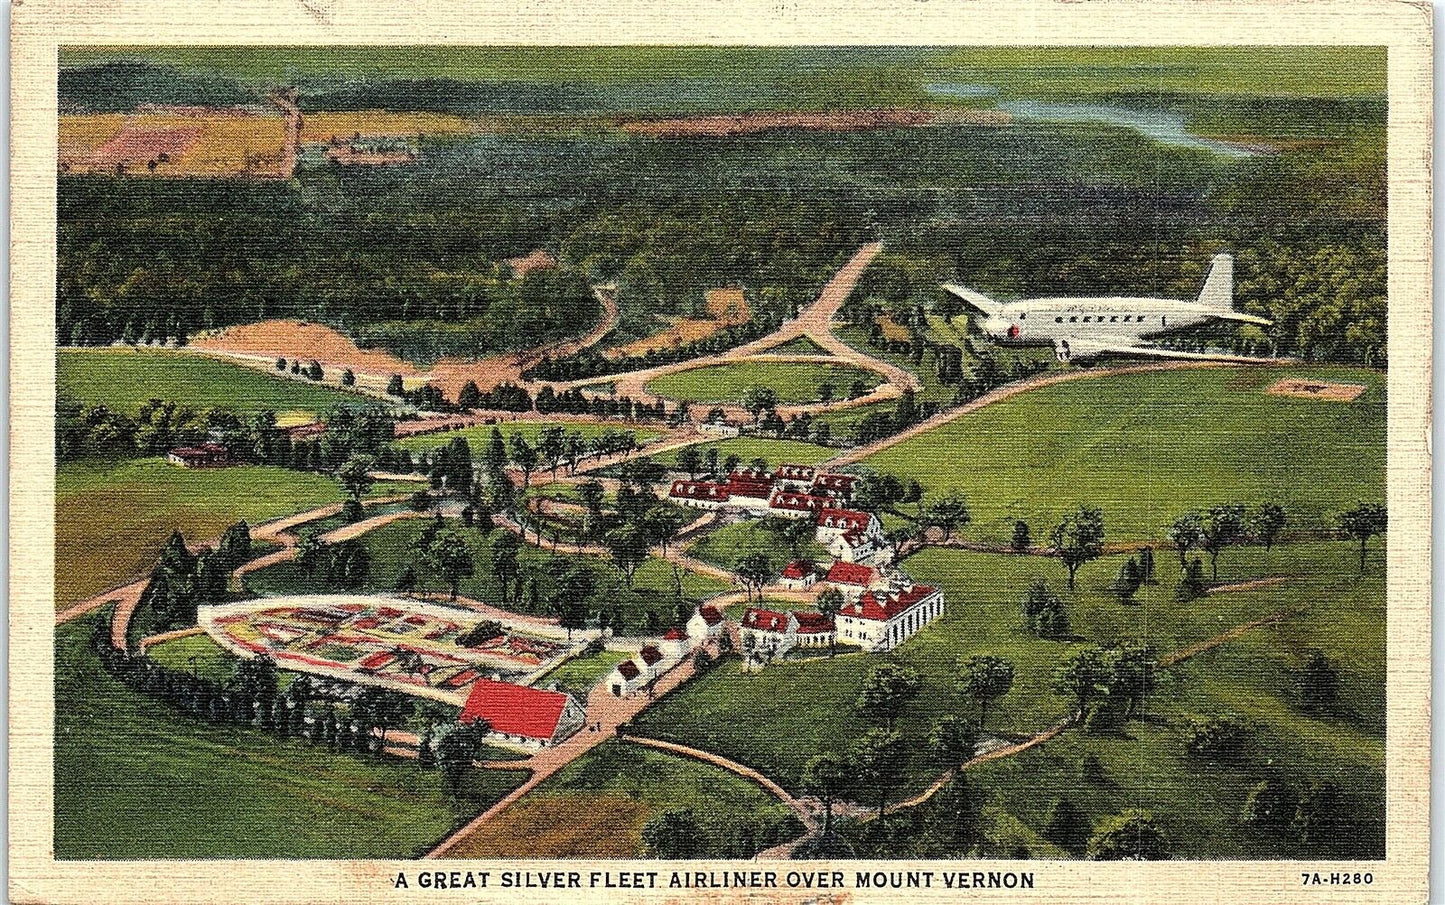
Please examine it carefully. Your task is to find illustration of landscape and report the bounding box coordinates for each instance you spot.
[54,46,1387,863]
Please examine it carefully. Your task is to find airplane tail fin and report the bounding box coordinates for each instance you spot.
[940,283,1003,316]
[1197,253,1233,311]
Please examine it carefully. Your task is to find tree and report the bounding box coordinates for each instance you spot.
[929,774,980,851]
[857,662,921,730]
[483,427,508,476]
[1296,650,1339,713]
[734,552,774,603]
[1087,809,1169,860]
[1338,503,1387,574]
[642,506,688,557]
[923,493,971,542]
[1054,647,1110,717]
[676,446,702,479]
[491,531,522,600]
[604,524,649,588]
[1175,557,1208,601]
[394,565,418,595]
[641,808,704,858]
[803,752,850,841]
[434,721,483,795]
[509,435,538,489]
[425,530,475,600]
[335,455,375,503]
[1243,778,1298,834]
[1169,512,1205,568]
[306,360,323,381]
[850,728,906,818]
[927,714,977,766]
[1200,503,1247,580]
[1021,578,1070,639]
[387,374,405,397]
[457,381,481,410]
[1186,716,1251,765]
[550,564,594,640]
[275,357,287,371]
[1011,520,1031,553]
[1113,557,1144,605]
[296,531,329,578]
[1050,505,1105,590]
[815,587,844,657]
[959,655,1015,729]
[341,368,356,387]
[1252,502,1287,553]
[1043,798,1089,853]
[741,386,778,424]
[1292,781,1346,849]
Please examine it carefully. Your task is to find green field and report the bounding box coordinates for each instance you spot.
[632,537,1383,817]
[394,421,665,454]
[54,458,414,612]
[438,739,800,858]
[646,436,836,471]
[243,517,730,632]
[58,348,362,417]
[687,521,828,577]
[54,620,528,859]
[646,361,882,405]
[536,649,630,699]
[145,632,237,682]
[861,365,1385,544]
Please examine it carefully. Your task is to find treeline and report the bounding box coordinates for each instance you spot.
[129,523,254,642]
[57,397,396,470]
[524,314,784,382]
[90,615,499,799]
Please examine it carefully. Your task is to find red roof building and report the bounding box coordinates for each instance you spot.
[775,463,817,484]
[639,644,665,666]
[460,678,585,746]
[768,491,830,515]
[663,627,687,641]
[742,607,793,634]
[616,660,640,680]
[793,611,836,635]
[698,606,724,625]
[816,509,875,533]
[669,480,731,504]
[811,473,857,497]
[826,561,877,587]
[166,442,231,468]
[780,561,812,580]
[835,582,944,652]
[726,470,776,499]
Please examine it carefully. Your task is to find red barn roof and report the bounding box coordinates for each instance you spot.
[460,678,573,741]
[794,611,836,634]
[639,645,664,666]
[816,509,874,532]
[742,607,792,633]
[663,627,687,641]
[726,472,776,498]
[670,480,731,502]
[845,584,940,622]
[697,605,724,625]
[826,561,877,586]
[776,464,817,481]
[616,660,641,680]
[780,561,813,580]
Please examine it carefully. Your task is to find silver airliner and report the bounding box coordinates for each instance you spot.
[941,253,1273,362]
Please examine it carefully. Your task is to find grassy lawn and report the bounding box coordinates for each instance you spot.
[687,521,827,577]
[536,649,630,699]
[58,348,361,418]
[54,458,414,612]
[438,739,799,858]
[631,537,1383,813]
[145,633,237,683]
[394,420,665,454]
[243,517,729,633]
[54,619,528,859]
[860,365,1385,544]
[646,436,836,471]
[646,360,882,405]
[766,335,829,355]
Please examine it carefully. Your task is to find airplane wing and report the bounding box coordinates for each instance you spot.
[1057,336,1277,364]
[939,283,1003,316]
[1208,311,1273,327]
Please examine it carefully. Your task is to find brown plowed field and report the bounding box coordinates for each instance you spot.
[191,319,423,376]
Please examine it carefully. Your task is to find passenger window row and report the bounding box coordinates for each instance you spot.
[1054,314,1152,324]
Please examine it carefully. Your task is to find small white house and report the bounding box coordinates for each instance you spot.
[816,509,891,565]
[608,659,646,696]
[688,605,725,640]
[778,561,817,590]
[740,607,798,659]
[699,420,741,438]
[660,627,691,658]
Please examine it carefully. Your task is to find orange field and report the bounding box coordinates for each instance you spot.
[191,319,423,376]
[301,110,480,143]
[440,795,648,858]
[60,112,287,177]
[608,287,751,358]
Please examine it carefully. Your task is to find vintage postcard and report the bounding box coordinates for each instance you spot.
[8,1,1432,903]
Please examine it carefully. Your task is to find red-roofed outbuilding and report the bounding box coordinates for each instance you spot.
[459,678,585,747]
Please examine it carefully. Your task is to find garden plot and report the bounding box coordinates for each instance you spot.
[200,595,585,702]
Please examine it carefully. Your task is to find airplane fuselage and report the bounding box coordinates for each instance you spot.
[976,296,1216,348]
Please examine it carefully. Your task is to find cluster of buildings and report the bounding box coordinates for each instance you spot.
[669,464,891,565]
[605,605,725,696]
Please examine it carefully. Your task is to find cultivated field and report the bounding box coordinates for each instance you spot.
[436,740,798,858]
[645,360,882,405]
[300,111,481,143]
[54,621,528,859]
[60,112,288,177]
[189,320,424,378]
[59,348,361,417]
[54,460,413,612]
[860,365,1385,544]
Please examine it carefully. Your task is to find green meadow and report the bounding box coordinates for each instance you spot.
[438,740,798,859]
[646,361,881,406]
[54,459,414,612]
[54,620,527,859]
[860,365,1385,544]
[58,348,362,418]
